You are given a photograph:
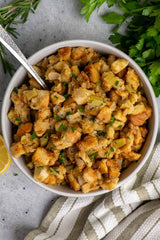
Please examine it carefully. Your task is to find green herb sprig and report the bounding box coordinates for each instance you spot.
[79,0,105,22]
[0,0,41,74]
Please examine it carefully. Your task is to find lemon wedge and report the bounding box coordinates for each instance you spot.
[0,135,12,174]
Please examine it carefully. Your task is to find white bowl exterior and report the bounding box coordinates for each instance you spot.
[1,40,158,197]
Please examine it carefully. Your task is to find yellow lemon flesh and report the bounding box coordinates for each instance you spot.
[0,135,12,174]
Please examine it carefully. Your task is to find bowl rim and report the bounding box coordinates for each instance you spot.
[1,39,159,197]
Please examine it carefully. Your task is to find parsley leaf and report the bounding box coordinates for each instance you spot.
[37,167,43,170]
[64,94,70,99]
[58,152,65,164]
[30,131,37,141]
[71,126,75,133]
[110,147,114,152]
[89,117,95,122]
[15,118,21,122]
[60,152,65,158]
[106,152,110,157]
[51,167,60,174]
[115,80,119,86]
[13,87,18,94]
[91,152,96,159]
[79,108,84,113]
[102,12,126,25]
[70,72,77,78]
[66,111,71,116]
[59,124,68,131]
[108,115,115,128]
[107,0,117,8]
[109,32,123,44]
[97,131,106,137]
[58,158,64,164]
[79,0,106,22]
[54,114,62,121]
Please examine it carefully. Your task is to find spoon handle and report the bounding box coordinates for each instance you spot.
[0,25,47,89]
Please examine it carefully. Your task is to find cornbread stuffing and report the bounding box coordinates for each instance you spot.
[8,46,152,193]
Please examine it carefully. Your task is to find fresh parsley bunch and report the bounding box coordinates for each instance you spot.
[79,0,160,97]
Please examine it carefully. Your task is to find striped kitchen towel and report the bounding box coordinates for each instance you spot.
[25,143,160,240]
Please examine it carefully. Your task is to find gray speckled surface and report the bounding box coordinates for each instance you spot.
[0,1,160,240]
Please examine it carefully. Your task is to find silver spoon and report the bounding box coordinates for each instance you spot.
[0,25,47,89]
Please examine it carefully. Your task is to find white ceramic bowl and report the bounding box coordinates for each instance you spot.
[1,40,158,197]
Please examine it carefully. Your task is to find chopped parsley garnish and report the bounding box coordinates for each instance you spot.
[13,173,18,176]
[13,87,18,94]
[110,116,115,122]
[79,108,84,113]
[90,99,94,103]
[64,94,70,99]
[15,118,21,122]
[127,136,130,139]
[30,131,37,141]
[57,152,65,164]
[106,152,110,157]
[71,126,75,133]
[59,152,65,158]
[110,147,114,152]
[97,131,106,137]
[54,114,62,121]
[91,152,96,159]
[58,158,64,164]
[59,123,68,131]
[78,62,85,70]
[37,167,43,170]
[100,103,103,106]
[115,81,119,86]
[54,95,58,99]
[108,115,115,128]
[96,82,99,85]
[66,111,71,116]
[102,131,107,137]
[62,82,67,86]
[52,167,60,174]
[70,72,77,78]
[118,125,122,127]
[89,118,94,122]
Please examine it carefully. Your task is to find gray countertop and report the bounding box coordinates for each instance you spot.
[0,1,160,240]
